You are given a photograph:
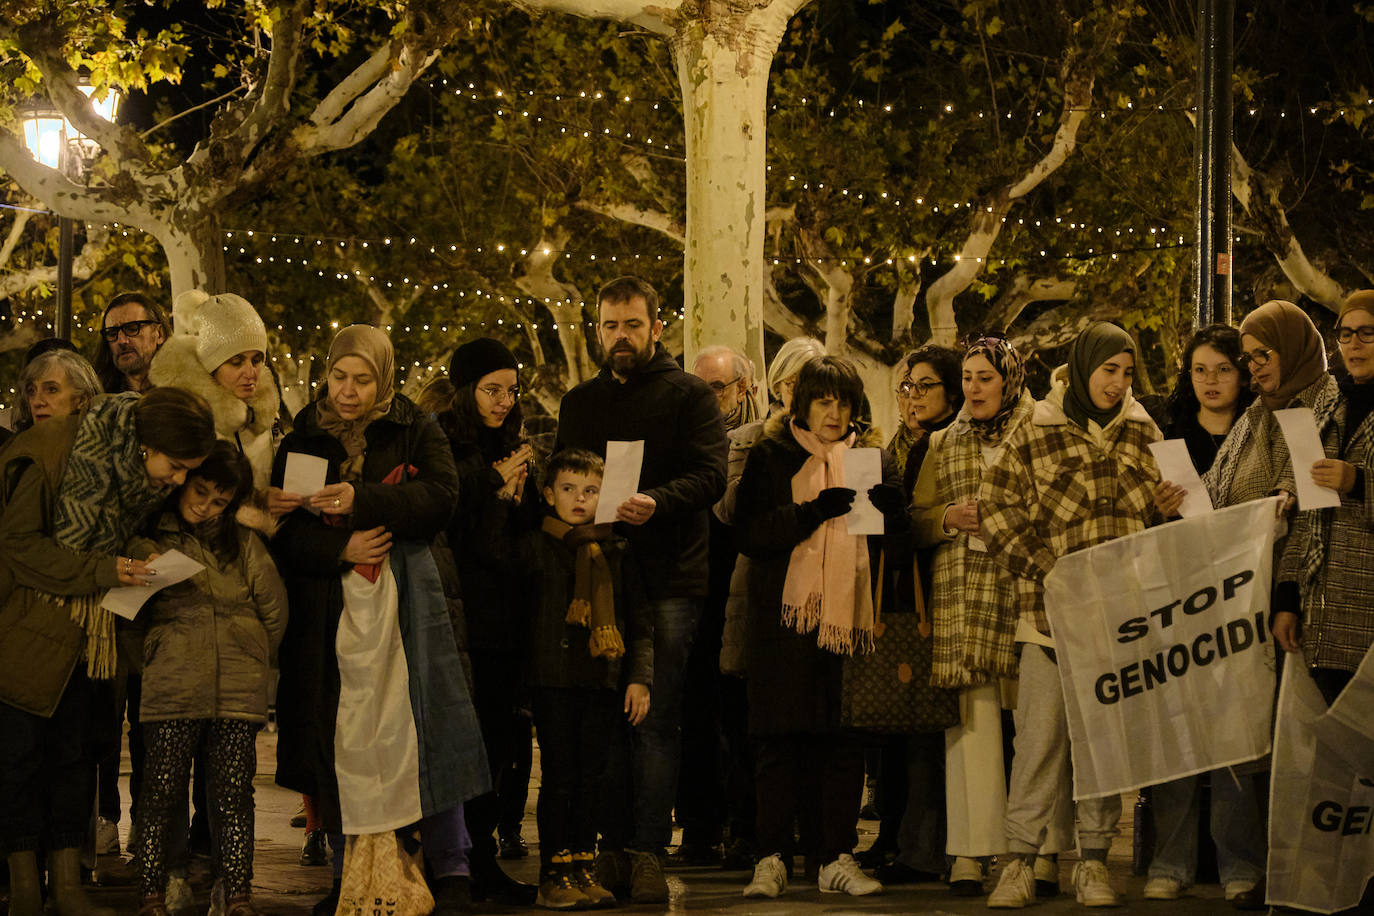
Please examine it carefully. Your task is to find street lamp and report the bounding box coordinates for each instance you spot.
[16,81,121,341]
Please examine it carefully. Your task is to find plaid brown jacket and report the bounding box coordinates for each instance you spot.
[979,376,1162,635]
[1278,397,1374,673]
[912,391,1035,686]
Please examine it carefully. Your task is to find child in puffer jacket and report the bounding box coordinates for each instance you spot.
[127,441,287,916]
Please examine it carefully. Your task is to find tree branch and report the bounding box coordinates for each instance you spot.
[921,16,1114,345]
[506,0,679,35]
[576,199,686,245]
[984,274,1078,331]
[0,223,109,300]
[234,0,309,150]
[294,42,442,156]
[1227,135,1346,312]
[0,209,33,270]
[0,133,151,226]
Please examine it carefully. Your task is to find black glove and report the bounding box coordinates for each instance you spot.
[867,483,907,518]
[807,487,857,520]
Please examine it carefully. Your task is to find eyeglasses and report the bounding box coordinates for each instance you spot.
[896,379,943,399]
[1337,326,1374,344]
[1190,364,1237,382]
[476,384,521,404]
[1238,347,1273,368]
[102,319,159,342]
[707,376,742,395]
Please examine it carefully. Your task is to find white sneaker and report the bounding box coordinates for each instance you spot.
[743,853,787,898]
[818,853,882,896]
[988,858,1035,908]
[1071,859,1120,907]
[94,816,120,855]
[1144,875,1183,899]
[1224,879,1257,900]
[165,874,196,915]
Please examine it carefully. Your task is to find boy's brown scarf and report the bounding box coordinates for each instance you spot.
[541,516,624,659]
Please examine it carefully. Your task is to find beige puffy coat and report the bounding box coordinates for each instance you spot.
[128,512,287,723]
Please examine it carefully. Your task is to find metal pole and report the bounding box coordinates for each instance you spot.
[1211,0,1234,326]
[1192,0,1217,328]
[56,215,73,340]
[1193,0,1234,329]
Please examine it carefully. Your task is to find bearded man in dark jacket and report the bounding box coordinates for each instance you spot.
[553,276,728,903]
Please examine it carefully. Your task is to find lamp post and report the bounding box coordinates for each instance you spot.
[16,82,121,341]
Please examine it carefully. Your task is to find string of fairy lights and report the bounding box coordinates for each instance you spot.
[3,82,1370,408]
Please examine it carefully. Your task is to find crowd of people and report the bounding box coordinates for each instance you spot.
[0,279,1371,915]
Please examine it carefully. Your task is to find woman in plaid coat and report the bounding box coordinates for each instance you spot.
[978,322,1161,909]
[912,335,1063,898]
[1274,289,1374,705]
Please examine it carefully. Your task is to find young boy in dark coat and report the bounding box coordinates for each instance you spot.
[528,449,654,910]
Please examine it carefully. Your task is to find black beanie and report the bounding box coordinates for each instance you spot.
[449,337,519,388]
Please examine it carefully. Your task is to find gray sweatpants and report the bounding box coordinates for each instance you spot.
[1005,643,1120,855]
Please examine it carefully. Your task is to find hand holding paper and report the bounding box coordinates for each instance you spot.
[283,452,329,498]
[596,440,645,525]
[1147,439,1214,518]
[1273,408,1341,510]
[842,447,884,535]
[101,550,205,620]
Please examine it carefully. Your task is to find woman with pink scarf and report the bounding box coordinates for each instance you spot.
[732,356,907,901]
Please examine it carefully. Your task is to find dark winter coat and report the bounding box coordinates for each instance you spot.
[553,345,728,599]
[734,415,900,736]
[128,513,287,723]
[269,393,481,831]
[526,526,653,691]
[441,422,542,652]
[0,417,119,716]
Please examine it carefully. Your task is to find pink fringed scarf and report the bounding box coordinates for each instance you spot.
[780,419,874,655]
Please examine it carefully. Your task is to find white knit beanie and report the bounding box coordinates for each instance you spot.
[172,289,268,372]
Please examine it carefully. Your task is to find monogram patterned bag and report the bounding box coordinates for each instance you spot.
[841,552,960,734]
[336,831,434,916]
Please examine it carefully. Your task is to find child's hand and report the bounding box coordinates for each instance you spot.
[624,684,650,726]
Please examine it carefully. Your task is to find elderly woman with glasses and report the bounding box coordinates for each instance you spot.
[435,337,542,905]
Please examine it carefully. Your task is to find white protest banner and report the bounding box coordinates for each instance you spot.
[1044,497,1279,800]
[1268,648,1374,914]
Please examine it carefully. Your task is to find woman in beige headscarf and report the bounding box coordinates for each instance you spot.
[269,326,488,916]
[1201,300,1338,511]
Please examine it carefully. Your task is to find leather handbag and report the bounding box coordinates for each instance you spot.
[841,552,960,734]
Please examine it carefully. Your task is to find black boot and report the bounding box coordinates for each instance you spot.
[430,874,475,915]
[470,854,536,905]
[311,879,341,916]
[299,829,329,867]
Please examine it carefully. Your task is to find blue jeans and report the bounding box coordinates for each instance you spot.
[603,597,701,856]
[1148,770,1265,886]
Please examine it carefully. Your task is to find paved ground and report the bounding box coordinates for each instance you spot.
[84,729,1255,914]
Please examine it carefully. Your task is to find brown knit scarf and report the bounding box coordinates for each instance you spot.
[541,516,624,659]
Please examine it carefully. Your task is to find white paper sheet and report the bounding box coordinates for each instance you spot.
[1274,408,1342,510]
[100,549,206,621]
[283,452,329,497]
[1148,439,1214,518]
[842,447,884,536]
[595,440,645,525]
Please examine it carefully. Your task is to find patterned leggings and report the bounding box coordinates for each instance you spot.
[138,719,259,898]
